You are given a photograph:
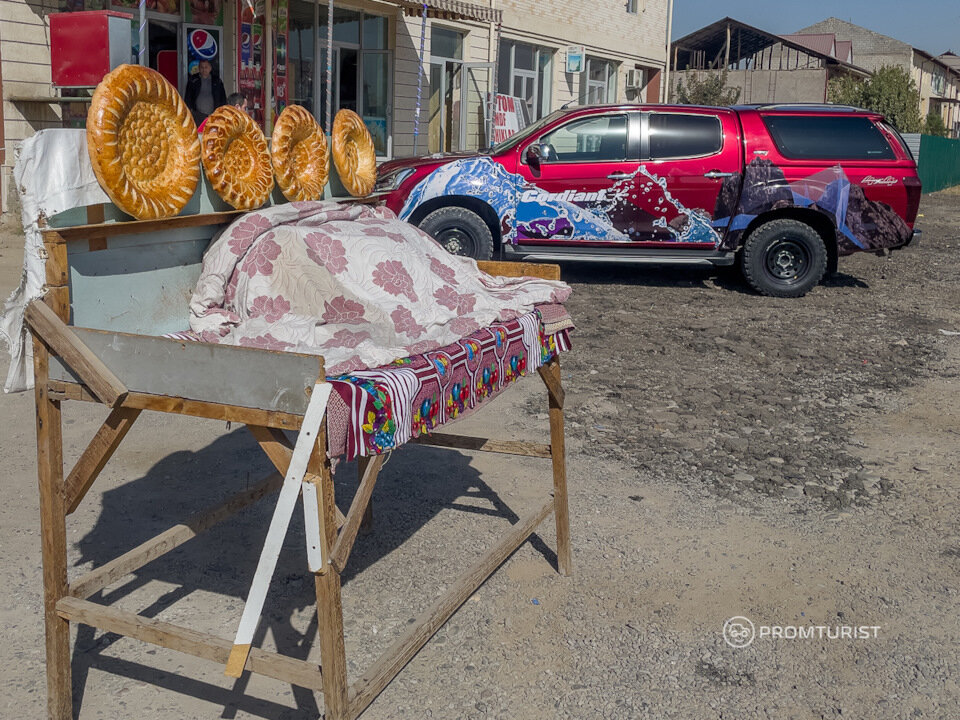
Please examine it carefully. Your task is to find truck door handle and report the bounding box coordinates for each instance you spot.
[607,172,632,180]
[703,171,736,179]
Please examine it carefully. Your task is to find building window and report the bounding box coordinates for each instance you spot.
[498,40,553,121]
[626,0,638,13]
[507,41,553,120]
[582,57,617,104]
[317,8,392,156]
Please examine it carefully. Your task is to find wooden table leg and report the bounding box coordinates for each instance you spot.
[358,456,374,534]
[33,337,72,719]
[312,418,350,719]
[541,358,573,577]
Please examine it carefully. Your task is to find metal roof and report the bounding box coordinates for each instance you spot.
[835,41,854,63]
[780,33,836,58]
[671,17,870,77]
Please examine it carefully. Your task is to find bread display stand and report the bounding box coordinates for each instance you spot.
[24,137,572,720]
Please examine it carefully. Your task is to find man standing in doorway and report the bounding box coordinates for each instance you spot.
[185,59,226,126]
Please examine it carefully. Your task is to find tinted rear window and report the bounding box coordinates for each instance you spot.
[649,113,722,159]
[762,115,895,160]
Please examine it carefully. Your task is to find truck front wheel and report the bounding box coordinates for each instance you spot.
[418,206,494,261]
[741,219,827,298]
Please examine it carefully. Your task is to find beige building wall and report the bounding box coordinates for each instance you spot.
[499,0,667,109]
[1,0,63,214]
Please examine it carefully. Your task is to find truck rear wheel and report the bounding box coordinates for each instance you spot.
[418,206,494,261]
[741,219,827,298]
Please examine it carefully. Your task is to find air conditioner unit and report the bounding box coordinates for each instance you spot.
[626,69,644,89]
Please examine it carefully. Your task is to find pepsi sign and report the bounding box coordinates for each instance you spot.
[189,29,218,61]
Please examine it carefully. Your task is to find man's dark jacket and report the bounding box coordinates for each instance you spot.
[184,73,227,123]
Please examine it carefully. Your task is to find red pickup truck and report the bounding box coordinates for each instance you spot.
[376,104,921,297]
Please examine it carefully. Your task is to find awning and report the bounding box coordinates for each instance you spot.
[391,0,501,24]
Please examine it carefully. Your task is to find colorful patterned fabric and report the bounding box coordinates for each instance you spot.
[327,308,570,460]
[165,308,571,461]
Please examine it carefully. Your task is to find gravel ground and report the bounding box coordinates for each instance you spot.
[1,192,959,719]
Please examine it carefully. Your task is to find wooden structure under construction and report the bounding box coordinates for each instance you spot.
[669,16,870,104]
[27,207,572,719]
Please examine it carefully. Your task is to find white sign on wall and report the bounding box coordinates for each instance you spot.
[565,46,584,74]
[492,94,530,144]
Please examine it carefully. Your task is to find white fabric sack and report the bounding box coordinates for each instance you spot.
[0,129,109,392]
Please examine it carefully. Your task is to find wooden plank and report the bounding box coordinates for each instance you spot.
[349,497,555,718]
[32,335,73,720]
[47,327,320,416]
[64,407,141,514]
[541,358,572,577]
[43,239,68,287]
[537,360,565,410]
[358,457,374,532]
[329,454,384,574]
[226,382,331,677]
[25,301,128,407]
[44,286,71,324]
[86,204,106,251]
[409,432,552,458]
[477,260,561,281]
[41,210,244,244]
[248,425,346,526]
[69,472,284,600]
[313,413,350,720]
[55,597,324,692]
[47,381,305,430]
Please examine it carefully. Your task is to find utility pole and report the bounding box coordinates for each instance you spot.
[662,0,674,103]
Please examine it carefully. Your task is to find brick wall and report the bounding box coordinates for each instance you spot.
[797,18,912,74]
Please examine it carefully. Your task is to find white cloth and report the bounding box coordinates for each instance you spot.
[0,129,110,392]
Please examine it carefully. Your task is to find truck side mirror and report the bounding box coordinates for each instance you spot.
[525,144,543,167]
[525,143,553,168]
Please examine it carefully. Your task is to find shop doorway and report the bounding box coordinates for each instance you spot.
[429,61,492,153]
[148,20,179,88]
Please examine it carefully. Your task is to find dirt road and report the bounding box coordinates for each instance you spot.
[0,193,958,719]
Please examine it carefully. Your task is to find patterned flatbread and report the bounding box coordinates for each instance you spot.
[201,105,274,210]
[86,64,200,220]
[271,105,329,202]
[332,109,376,197]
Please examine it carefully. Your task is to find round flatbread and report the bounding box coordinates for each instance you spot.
[271,105,328,202]
[332,109,376,197]
[86,64,200,220]
[201,105,274,210]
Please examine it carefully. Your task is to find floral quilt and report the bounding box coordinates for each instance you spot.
[190,201,571,375]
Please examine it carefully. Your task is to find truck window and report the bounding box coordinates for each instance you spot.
[648,113,722,159]
[762,115,895,161]
[539,114,628,162]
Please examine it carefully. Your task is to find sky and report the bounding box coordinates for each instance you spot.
[670,0,960,56]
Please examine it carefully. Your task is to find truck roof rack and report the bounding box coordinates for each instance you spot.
[733,103,868,112]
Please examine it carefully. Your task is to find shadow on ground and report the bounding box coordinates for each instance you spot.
[70,429,554,719]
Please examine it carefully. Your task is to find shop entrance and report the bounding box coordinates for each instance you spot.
[429,61,493,154]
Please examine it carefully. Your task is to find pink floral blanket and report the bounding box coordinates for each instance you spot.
[190,202,571,374]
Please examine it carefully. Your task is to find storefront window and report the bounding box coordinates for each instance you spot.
[431,27,463,60]
[582,57,617,104]
[363,14,388,50]
[319,7,360,45]
[289,0,315,110]
[498,40,553,120]
[317,9,392,156]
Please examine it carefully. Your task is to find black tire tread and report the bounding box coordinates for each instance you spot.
[419,206,494,261]
[741,219,828,298]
